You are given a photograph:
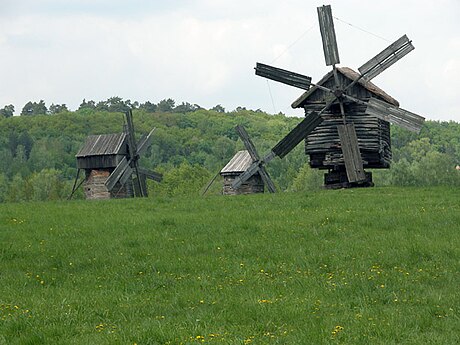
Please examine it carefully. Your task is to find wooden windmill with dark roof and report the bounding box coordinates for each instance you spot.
[72,110,162,199]
[232,4,425,190]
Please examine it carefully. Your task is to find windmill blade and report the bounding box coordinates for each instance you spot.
[105,156,133,191]
[133,174,148,197]
[235,125,261,161]
[258,165,276,193]
[138,167,163,183]
[125,109,138,159]
[133,165,146,197]
[337,124,366,183]
[125,109,146,196]
[317,5,340,66]
[358,35,414,81]
[255,63,312,90]
[365,97,425,133]
[272,111,323,159]
[136,128,156,157]
[231,160,261,190]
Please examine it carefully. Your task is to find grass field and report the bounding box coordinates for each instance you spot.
[0,187,459,344]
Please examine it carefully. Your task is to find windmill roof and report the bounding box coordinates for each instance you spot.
[220,150,253,174]
[292,67,399,108]
[76,132,127,157]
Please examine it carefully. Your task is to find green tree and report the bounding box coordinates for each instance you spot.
[412,151,459,186]
[0,173,8,202]
[139,101,157,113]
[288,163,323,192]
[95,100,109,112]
[210,104,225,113]
[29,169,64,201]
[8,132,33,159]
[6,173,31,202]
[49,103,69,114]
[0,104,15,118]
[21,100,47,116]
[389,158,415,186]
[0,149,13,177]
[10,145,31,178]
[174,102,200,113]
[106,96,130,112]
[78,99,96,110]
[157,98,175,112]
[155,162,210,197]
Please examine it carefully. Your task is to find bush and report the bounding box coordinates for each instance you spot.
[153,162,211,197]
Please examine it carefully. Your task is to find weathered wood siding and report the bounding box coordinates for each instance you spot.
[301,70,392,169]
[305,104,391,169]
[77,154,126,170]
[83,169,133,200]
[222,174,264,195]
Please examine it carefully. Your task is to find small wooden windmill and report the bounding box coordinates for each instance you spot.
[220,150,265,195]
[233,4,425,190]
[72,110,162,199]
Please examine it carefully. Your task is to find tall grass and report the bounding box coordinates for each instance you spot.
[0,187,459,344]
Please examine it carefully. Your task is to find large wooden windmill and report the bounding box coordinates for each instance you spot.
[72,110,162,199]
[233,4,425,190]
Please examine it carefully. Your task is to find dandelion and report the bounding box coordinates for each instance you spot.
[95,323,105,332]
[331,325,344,337]
[258,299,272,304]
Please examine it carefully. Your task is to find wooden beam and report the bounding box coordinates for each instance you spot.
[337,124,366,183]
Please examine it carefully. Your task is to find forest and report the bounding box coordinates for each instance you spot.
[0,97,460,202]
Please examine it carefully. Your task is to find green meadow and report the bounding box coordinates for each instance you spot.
[0,187,459,344]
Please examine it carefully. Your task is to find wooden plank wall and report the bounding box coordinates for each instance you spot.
[304,103,391,169]
[83,169,133,199]
[222,175,264,195]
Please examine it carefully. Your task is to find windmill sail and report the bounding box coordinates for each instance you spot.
[105,156,132,191]
[136,128,156,157]
[365,97,425,133]
[337,124,366,183]
[317,5,340,66]
[358,35,414,81]
[258,166,276,193]
[138,167,163,183]
[255,63,312,90]
[272,112,323,158]
[235,124,261,161]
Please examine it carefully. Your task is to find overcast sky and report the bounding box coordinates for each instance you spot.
[1,0,459,121]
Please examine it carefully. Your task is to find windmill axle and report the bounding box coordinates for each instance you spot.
[333,88,344,98]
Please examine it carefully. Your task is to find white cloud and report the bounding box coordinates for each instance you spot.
[0,0,459,120]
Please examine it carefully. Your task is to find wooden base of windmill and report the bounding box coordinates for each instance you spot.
[222,174,264,195]
[83,169,134,199]
[323,168,374,189]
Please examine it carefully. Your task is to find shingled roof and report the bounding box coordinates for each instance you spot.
[292,66,399,108]
[220,150,253,174]
[76,133,127,157]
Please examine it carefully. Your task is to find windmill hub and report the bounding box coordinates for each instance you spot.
[333,88,344,99]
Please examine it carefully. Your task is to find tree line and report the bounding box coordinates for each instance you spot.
[0,100,459,202]
[0,97,232,117]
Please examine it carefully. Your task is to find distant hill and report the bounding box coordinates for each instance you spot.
[0,107,459,202]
